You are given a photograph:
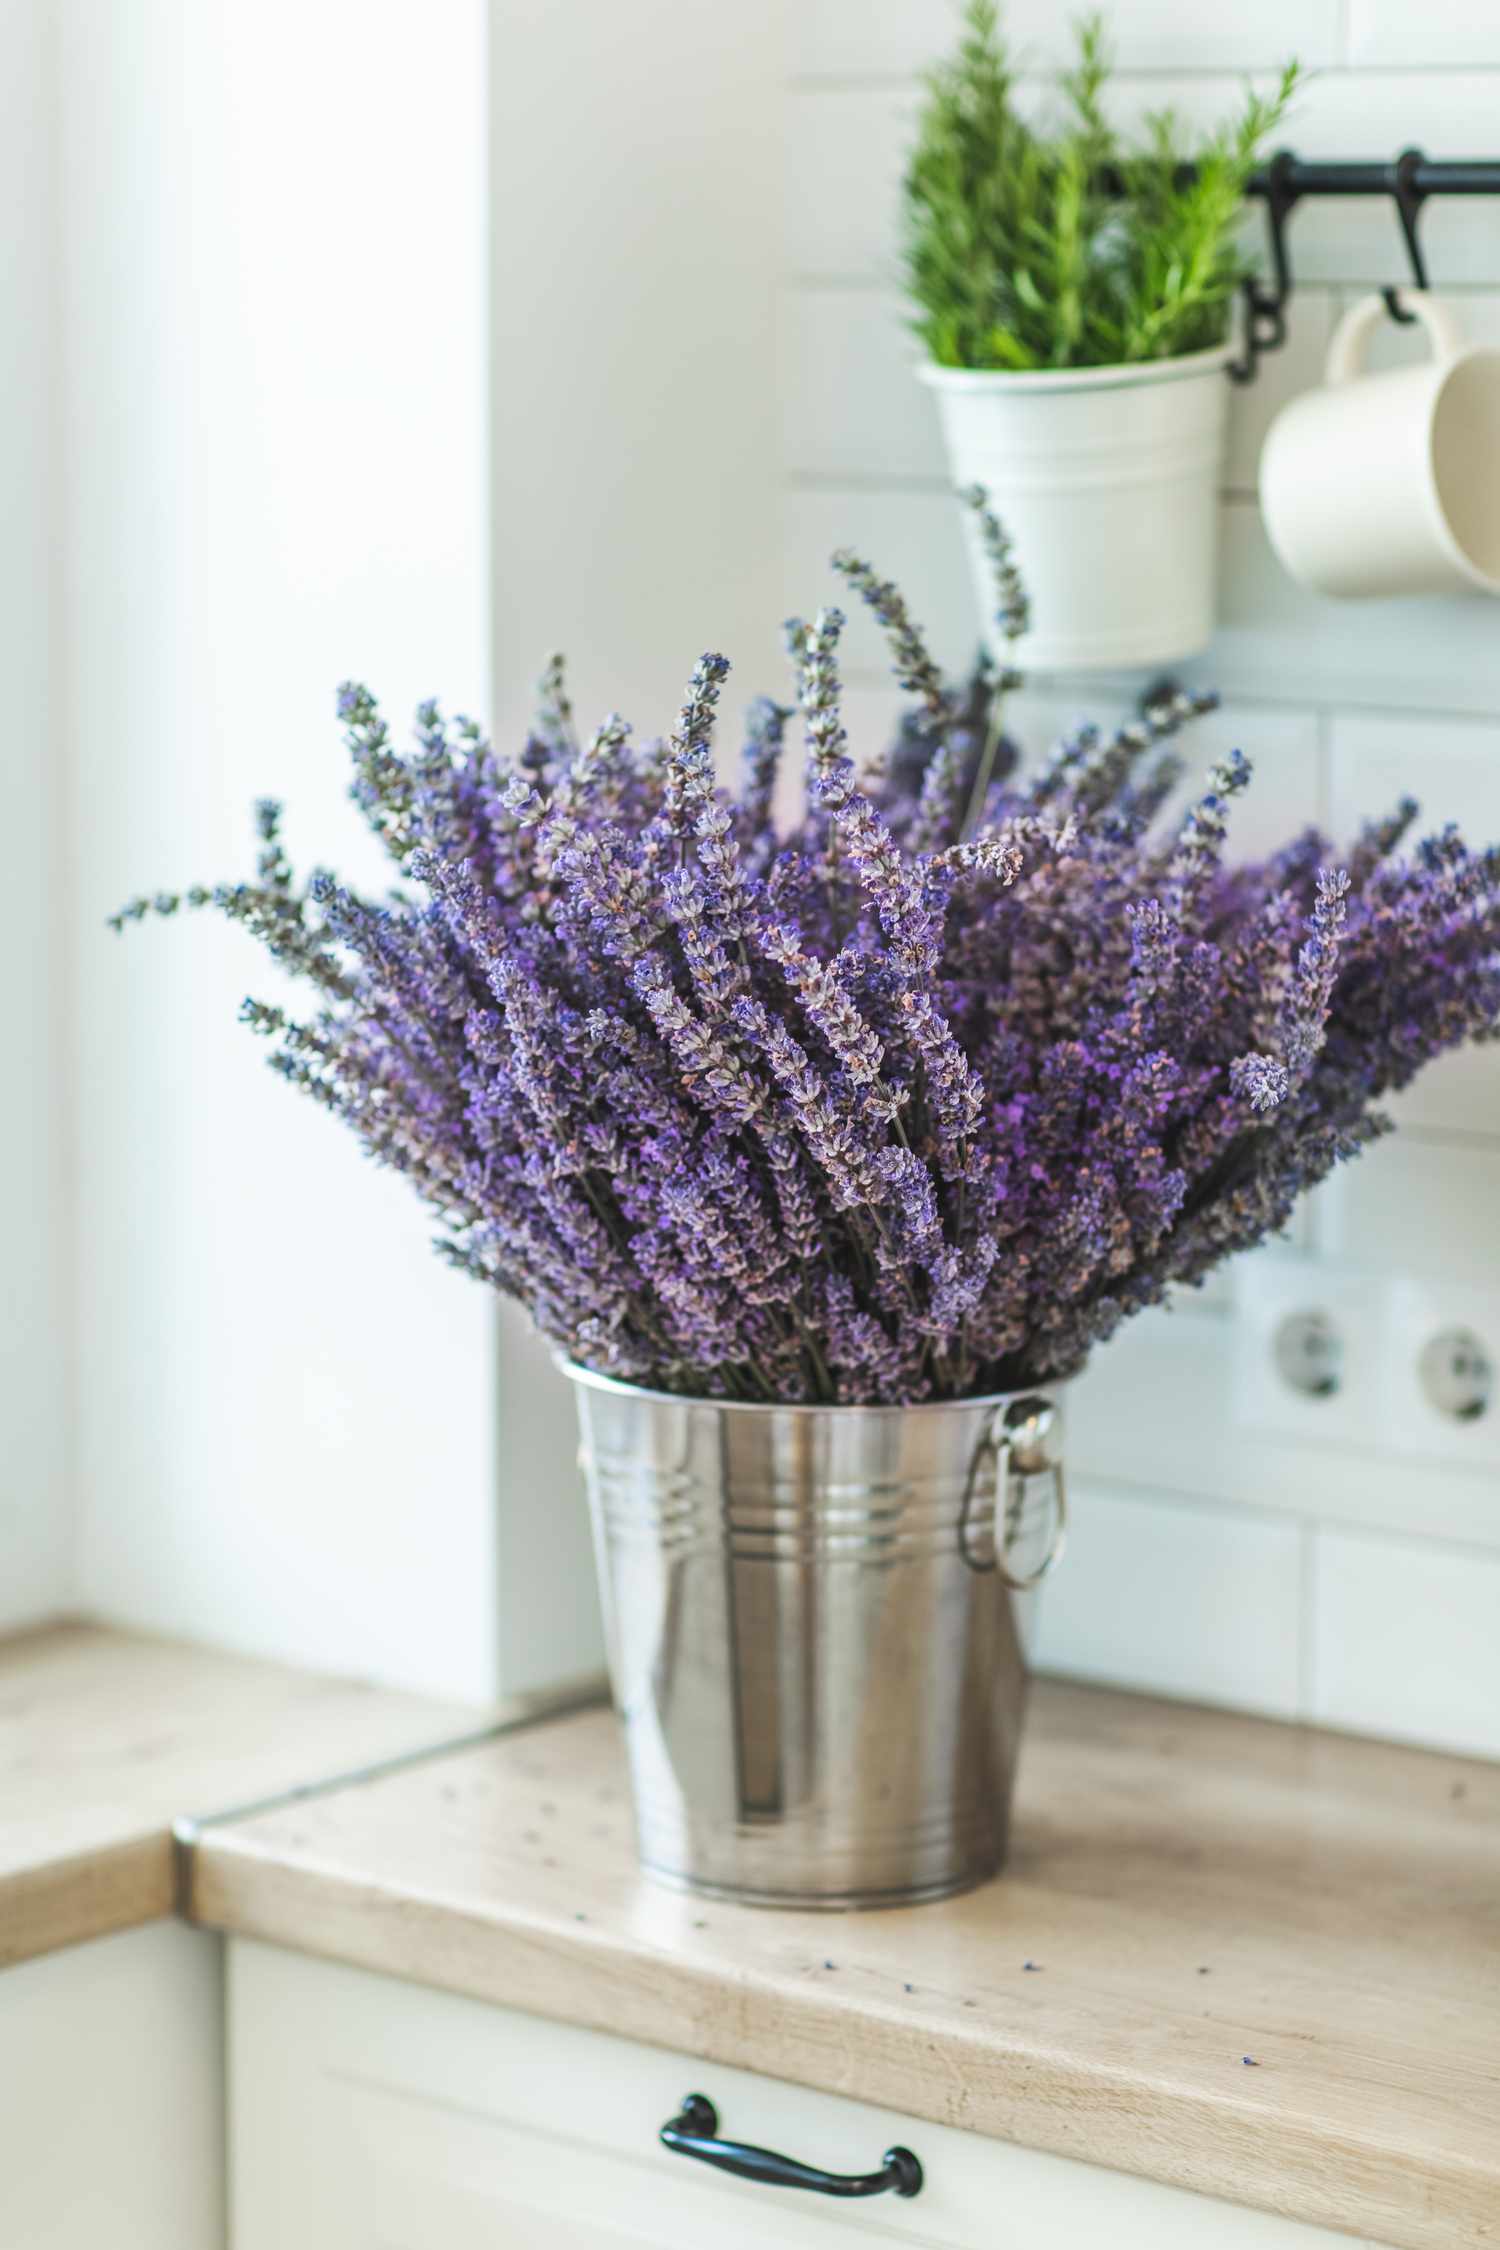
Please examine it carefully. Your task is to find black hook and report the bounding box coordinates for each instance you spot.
[1229,148,1301,384]
[1383,146,1429,324]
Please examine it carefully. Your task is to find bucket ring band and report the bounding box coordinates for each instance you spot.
[959,1399,1068,1590]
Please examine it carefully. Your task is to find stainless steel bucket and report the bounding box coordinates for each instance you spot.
[564,1363,1067,1909]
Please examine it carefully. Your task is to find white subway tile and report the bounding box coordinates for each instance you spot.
[1328,708,1500,848]
[1069,1295,1500,1551]
[780,288,943,482]
[1318,1134,1500,1289]
[787,565,1321,858]
[786,72,1500,290]
[783,481,978,675]
[1347,0,1500,68]
[1233,1258,1391,1454]
[780,279,1335,500]
[1033,1479,1304,1717]
[1383,1045,1500,1139]
[791,0,1335,82]
[785,76,1300,284]
[1310,1527,1500,1757]
[1009,695,1321,864]
[1342,286,1500,373]
[1196,501,1500,720]
[1224,291,1335,494]
[1378,1276,1500,1472]
[1327,709,1500,1133]
[1265,74,1500,287]
[1167,701,1322,860]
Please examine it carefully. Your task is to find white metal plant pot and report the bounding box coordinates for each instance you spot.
[920,345,1233,673]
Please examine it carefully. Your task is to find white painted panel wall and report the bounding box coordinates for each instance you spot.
[1,0,70,1627]
[780,5,1500,1755]
[483,0,787,1692]
[58,0,500,1697]
[26,0,1500,1742]
[42,0,787,1700]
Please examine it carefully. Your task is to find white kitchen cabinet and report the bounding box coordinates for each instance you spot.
[228,1939,1389,2250]
[0,1920,223,2250]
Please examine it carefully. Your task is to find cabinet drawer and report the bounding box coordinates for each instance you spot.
[228,1940,1388,2249]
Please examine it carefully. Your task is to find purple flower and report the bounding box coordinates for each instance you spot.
[116,496,1500,1403]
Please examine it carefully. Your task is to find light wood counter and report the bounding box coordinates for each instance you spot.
[0,1620,485,1967]
[189,1680,1500,2250]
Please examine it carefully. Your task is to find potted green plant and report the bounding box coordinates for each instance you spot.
[906,2,1297,670]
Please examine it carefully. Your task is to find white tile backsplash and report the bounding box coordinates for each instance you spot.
[1195,502,1500,720]
[791,0,1340,82]
[1069,1296,1500,1554]
[1033,1481,1304,1717]
[780,289,941,485]
[1347,0,1500,69]
[783,281,1338,498]
[1311,1528,1500,1758]
[786,76,1303,286]
[1350,287,1500,372]
[1246,73,1500,288]
[1223,292,1337,495]
[1232,1261,1392,1454]
[784,482,976,675]
[780,1,1500,1761]
[1327,710,1500,1132]
[1378,1277,1500,1471]
[1328,708,1500,841]
[1319,1136,1500,1289]
[1012,692,1324,861]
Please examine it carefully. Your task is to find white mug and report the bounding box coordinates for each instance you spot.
[1259,291,1500,600]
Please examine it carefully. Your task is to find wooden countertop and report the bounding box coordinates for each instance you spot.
[188,1681,1500,2250]
[0,1620,485,1967]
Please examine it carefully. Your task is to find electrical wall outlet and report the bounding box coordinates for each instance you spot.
[1232,1259,1388,1448]
[1235,1261,1500,1472]
[1379,1280,1500,1470]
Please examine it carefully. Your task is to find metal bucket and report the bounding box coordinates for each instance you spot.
[564,1364,1067,1910]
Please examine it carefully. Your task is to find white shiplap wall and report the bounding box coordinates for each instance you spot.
[781,0,1500,1758]
[59,0,501,1700]
[1,0,69,1628]
[41,0,786,1705]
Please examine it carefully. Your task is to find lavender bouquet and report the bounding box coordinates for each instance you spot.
[115,494,1500,1406]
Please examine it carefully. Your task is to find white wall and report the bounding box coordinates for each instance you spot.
[37,0,787,1701]
[0,0,70,1628]
[24,0,1499,1748]
[59,0,500,1698]
[489,0,787,739]
[783,0,1500,1758]
[484,0,788,1689]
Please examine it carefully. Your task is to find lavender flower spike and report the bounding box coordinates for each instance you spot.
[114,502,1500,1404]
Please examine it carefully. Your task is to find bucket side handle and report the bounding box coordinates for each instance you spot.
[959,1397,1068,1589]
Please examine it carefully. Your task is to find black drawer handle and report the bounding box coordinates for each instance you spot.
[660,2093,923,2199]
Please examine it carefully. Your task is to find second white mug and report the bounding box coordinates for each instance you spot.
[1259,291,1500,600]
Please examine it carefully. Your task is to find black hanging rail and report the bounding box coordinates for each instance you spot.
[1232,149,1500,381]
[1098,148,1500,380]
[1252,155,1500,198]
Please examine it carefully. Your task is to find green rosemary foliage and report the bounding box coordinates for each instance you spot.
[904,2,1298,371]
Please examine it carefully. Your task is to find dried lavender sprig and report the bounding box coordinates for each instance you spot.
[831,548,950,734]
[957,485,1029,840]
[113,516,1500,1405]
